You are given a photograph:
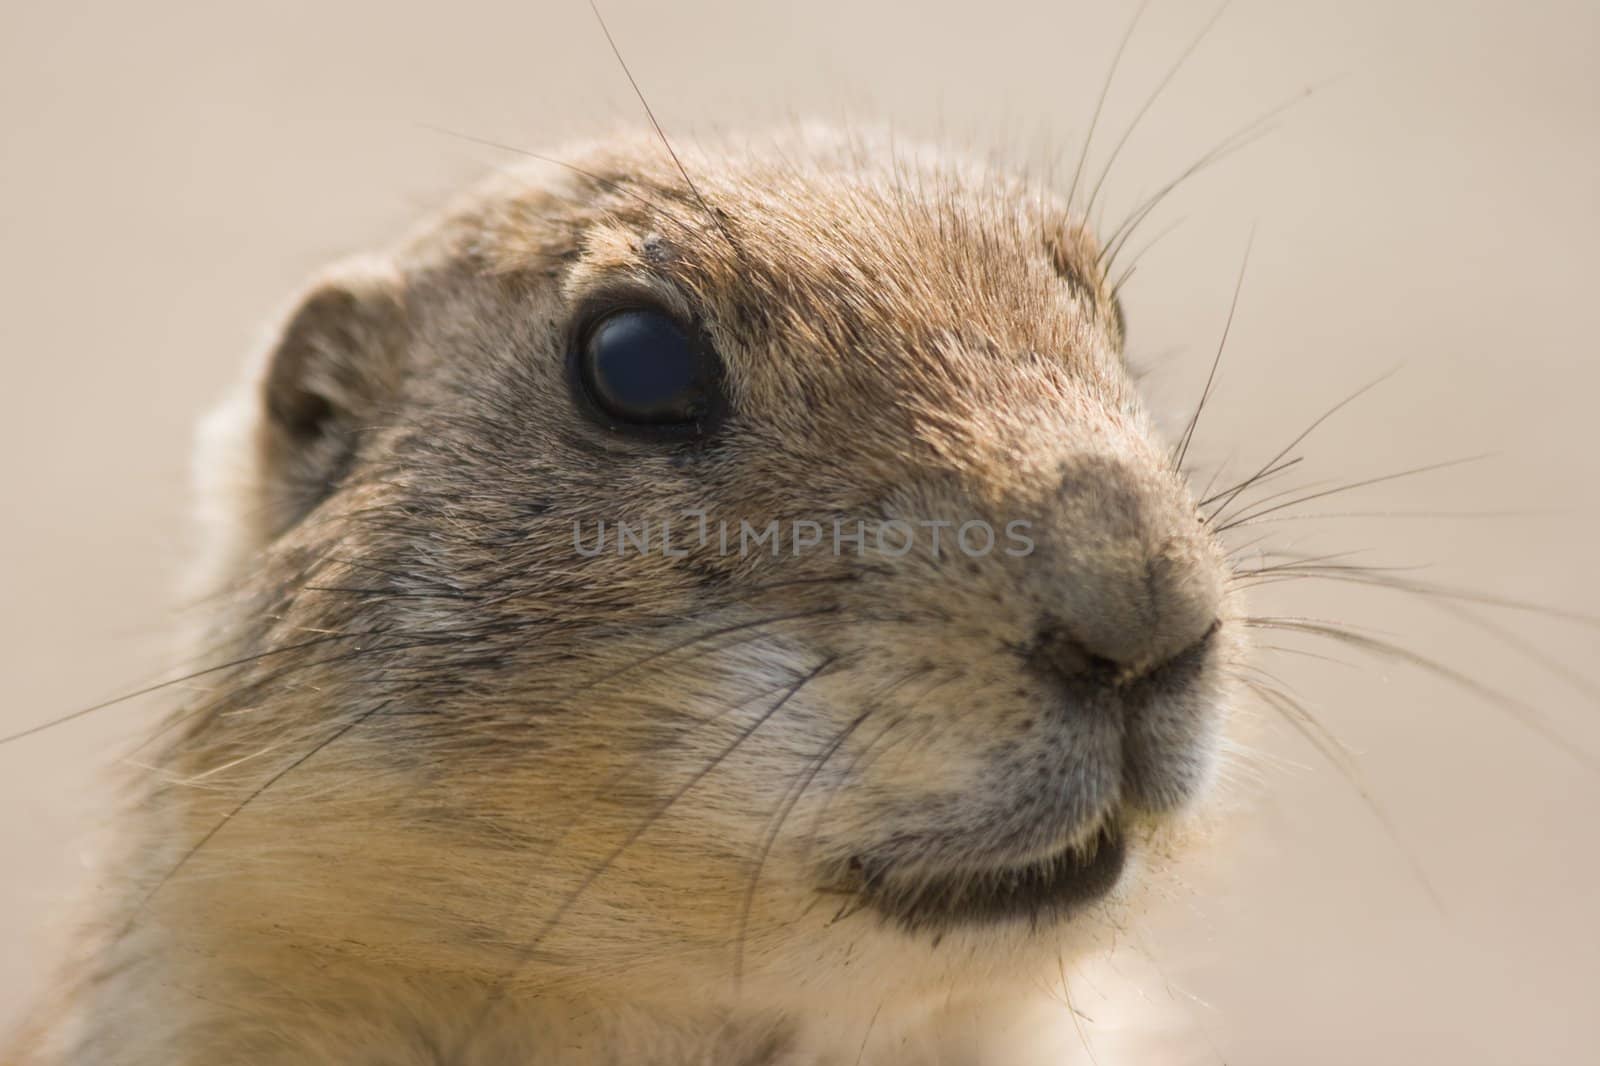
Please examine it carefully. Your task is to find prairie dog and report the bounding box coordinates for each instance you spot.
[12,127,1244,1065]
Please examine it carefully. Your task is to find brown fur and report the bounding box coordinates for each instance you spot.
[11,127,1243,1065]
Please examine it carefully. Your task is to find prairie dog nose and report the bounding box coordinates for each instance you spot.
[1031,455,1223,682]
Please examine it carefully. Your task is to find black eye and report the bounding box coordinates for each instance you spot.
[573,307,724,435]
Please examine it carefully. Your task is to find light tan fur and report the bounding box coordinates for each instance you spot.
[9,127,1244,1065]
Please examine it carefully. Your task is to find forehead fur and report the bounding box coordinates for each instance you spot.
[403,129,1134,490]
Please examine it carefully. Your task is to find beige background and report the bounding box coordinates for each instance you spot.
[1,0,1596,1061]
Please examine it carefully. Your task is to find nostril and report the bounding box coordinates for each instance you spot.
[1030,625,1120,685]
[1030,616,1219,689]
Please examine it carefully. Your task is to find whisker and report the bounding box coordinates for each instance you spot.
[1200,367,1400,516]
[414,123,701,231]
[1230,506,1540,525]
[1244,617,1599,771]
[1127,930,1229,1066]
[1237,676,1444,910]
[1173,230,1253,473]
[1235,558,1600,627]
[1084,0,1231,217]
[800,669,949,856]
[1198,454,1306,513]
[1099,75,1343,270]
[0,631,375,747]
[1214,455,1490,533]
[299,585,475,601]
[1428,599,1600,704]
[1109,214,1187,298]
[586,0,743,257]
[1238,563,1600,705]
[1251,641,1359,669]
[1233,553,1422,579]
[1065,0,1151,214]
[1056,960,1103,1066]
[852,1002,885,1066]
[462,656,839,1035]
[1213,476,1339,530]
[733,700,875,985]
[574,607,843,696]
[122,699,394,928]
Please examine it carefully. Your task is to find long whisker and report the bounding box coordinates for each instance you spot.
[587,0,743,257]
[1425,599,1600,703]
[1109,215,1187,298]
[1065,0,1151,214]
[1232,552,1416,578]
[0,631,374,746]
[1229,506,1540,525]
[574,607,842,696]
[1084,0,1231,217]
[1173,231,1253,473]
[1236,675,1444,910]
[123,699,394,926]
[1199,454,1305,514]
[1214,455,1490,533]
[801,669,950,855]
[733,700,876,985]
[415,123,700,229]
[1056,960,1103,1066]
[1201,367,1401,516]
[1099,75,1342,270]
[463,656,838,1032]
[1127,930,1229,1066]
[852,1002,886,1066]
[1235,555,1600,626]
[1235,562,1600,709]
[1244,617,1599,771]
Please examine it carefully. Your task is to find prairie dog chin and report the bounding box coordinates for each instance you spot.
[20,127,1244,1065]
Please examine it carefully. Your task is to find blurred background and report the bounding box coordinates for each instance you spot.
[1,0,1595,1061]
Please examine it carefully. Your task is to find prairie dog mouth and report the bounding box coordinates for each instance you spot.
[841,825,1127,931]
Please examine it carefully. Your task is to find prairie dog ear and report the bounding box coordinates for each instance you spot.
[255,257,409,534]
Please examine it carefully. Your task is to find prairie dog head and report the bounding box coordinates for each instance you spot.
[175,127,1240,1018]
